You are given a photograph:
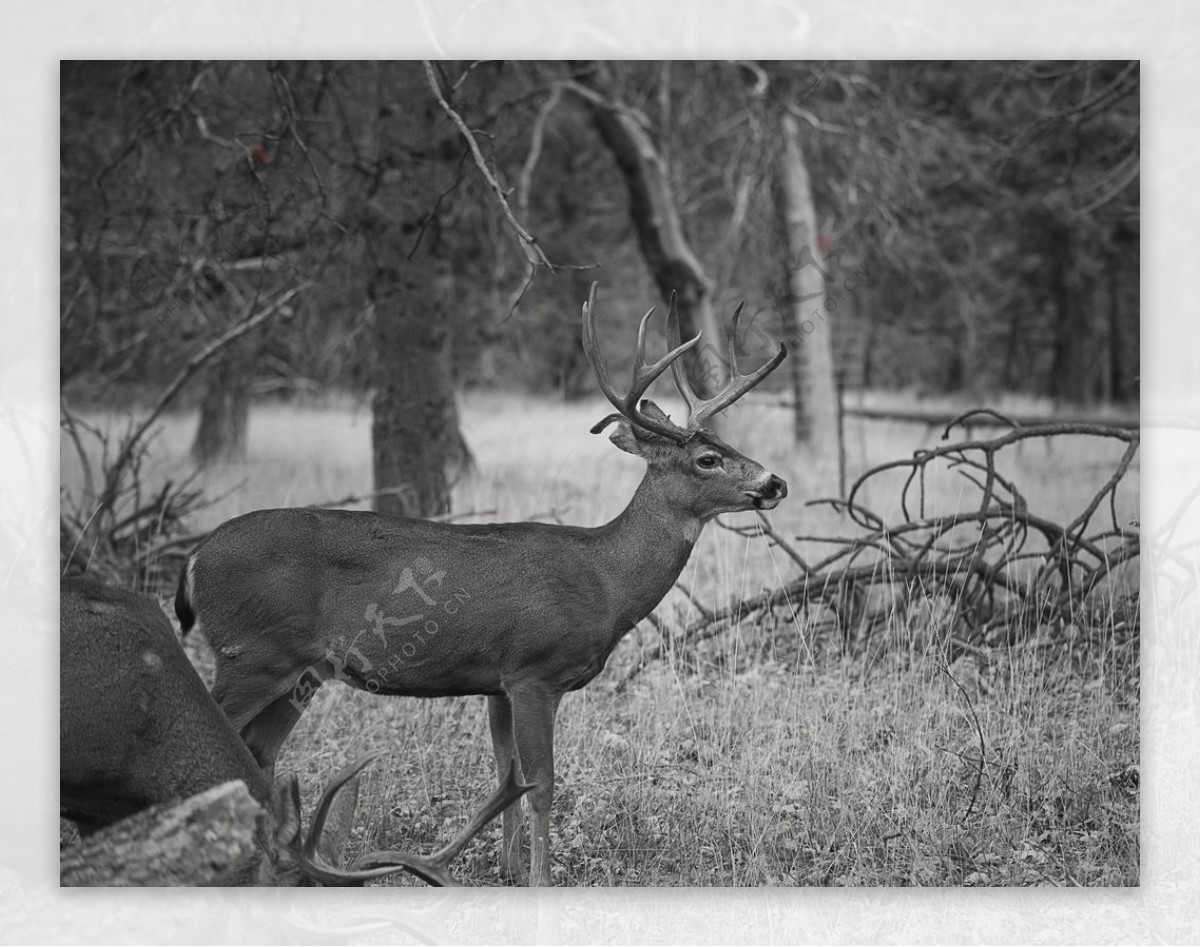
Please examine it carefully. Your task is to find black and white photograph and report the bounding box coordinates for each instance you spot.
[55,58,1143,895]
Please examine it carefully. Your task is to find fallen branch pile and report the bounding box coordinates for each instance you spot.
[622,410,1139,689]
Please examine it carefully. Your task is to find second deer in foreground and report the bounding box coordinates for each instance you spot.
[176,283,789,885]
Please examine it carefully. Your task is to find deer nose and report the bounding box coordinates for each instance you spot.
[763,475,788,499]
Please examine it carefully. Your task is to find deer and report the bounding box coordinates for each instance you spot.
[174,282,789,886]
[61,575,531,886]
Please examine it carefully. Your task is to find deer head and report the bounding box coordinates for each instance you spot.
[582,282,789,522]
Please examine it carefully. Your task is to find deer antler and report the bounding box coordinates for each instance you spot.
[582,282,700,443]
[347,761,531,886]
[295,754,533,887]
[666,292,787,430]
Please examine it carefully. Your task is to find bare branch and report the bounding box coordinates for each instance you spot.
[422,60,552,273]
[516,84,563,217]
[99,282,313,512]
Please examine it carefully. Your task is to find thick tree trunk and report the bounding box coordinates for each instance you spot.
[778,114,839,449]
[369,247,458,519]
[576,63,727,434]
[60,781,260,887]
[191,348,251,465]
[188,189,254,467]
[359,74,470,520]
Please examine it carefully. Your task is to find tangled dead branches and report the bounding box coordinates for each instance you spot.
[621,410,1139,690]
[60,403,209,589]
[61,284,310,588]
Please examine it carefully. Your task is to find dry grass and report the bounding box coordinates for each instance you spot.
[60,390,1140,886]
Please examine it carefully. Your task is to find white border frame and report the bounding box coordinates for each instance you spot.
[4,3,1194,942]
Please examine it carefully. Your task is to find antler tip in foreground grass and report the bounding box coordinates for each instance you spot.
[348,761,534,887]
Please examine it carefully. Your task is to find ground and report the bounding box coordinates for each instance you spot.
[61,389,1140,886]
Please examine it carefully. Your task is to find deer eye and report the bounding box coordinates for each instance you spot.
[696,455,721,470]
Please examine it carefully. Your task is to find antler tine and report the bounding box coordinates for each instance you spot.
[581,282,622,415]
[349,761,535,887]
[302,750,386,864]
[669,295,787,429]
[424,761,532,870]
[630,306,701,408]
[667,291,703,420]
[295,757,532,887]
[289,751,393,887]
[581,281,698,443]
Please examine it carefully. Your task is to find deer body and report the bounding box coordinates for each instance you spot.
[183,480,698,701]
[61,576,271,835]
[178,284,788,885]
[61,576,528,886]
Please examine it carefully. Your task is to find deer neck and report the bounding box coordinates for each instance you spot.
[594,468,704,628]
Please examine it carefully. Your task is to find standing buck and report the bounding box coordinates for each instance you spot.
[61,576,529,886]
[176,282,788,885]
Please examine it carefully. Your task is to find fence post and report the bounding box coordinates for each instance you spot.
[836,368,847,498]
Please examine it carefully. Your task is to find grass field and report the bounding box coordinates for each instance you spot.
[60,390,1140,886]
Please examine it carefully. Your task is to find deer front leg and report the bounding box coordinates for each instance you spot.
[487,693,526,884]
[507,683,562,887]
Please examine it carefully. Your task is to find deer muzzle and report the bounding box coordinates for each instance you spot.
[746,474,788,510]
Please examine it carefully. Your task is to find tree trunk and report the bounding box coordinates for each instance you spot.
[191,347,251,465]
[1001,304,1023,391]
[368,246,458,519]
[1046,219,1092,404]
[1108,220,1137,402]
[357,71,471,520]
[778,114,839,450]
[1106,251,1120,402]
[60,780,260,887]
[575,63,727,434]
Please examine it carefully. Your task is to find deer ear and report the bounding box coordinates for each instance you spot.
[608,421,645,456]
[638,399,675,426]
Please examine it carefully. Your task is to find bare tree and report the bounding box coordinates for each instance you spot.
[569,62,729,433]
[366,223,461,518]
[778,113,839,449]
[327,63,475,518]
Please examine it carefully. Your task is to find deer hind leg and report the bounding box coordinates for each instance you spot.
[507,683,562,887]
[488,693,527,884]
[238,690,309,779]
[212,658,316,779]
